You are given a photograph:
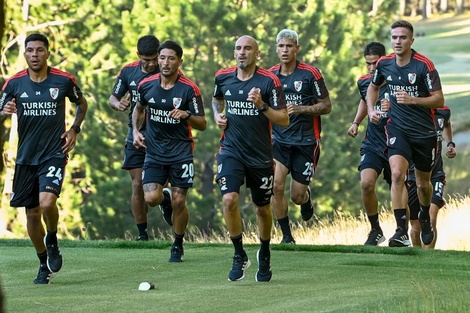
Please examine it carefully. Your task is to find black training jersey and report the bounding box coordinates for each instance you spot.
[137,73,204,165]
[372,50,442,138]
[111,60,159,143]
[357,74,389,156]
[0,67,83,165]
[408,106,450,181]
[269,61,329,145]
[213,66,286,168]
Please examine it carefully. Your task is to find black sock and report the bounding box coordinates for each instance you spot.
[419,204,430,219]
[260,238,270,257]
[37,250,47,264]
[161,192,170,206]
[394,208,408,230]
[137,223,148,238]
[367,213,381,230]
[46,231,58,246]
[173,232,184,247]
[277,217,293,237]
[230,234,245,257]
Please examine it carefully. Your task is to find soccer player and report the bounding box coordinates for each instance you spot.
[407,106,456,249]
[132,40,206,262]
[109,35,167,241]
[366,20,445,247]
[269,29,331,244]
[0,33,88,284]
[213,35,289,282]
[347,42,391,246]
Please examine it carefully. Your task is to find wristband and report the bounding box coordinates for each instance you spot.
[351,121,359,126]
[447,141,455,148]
[259,103,269,112]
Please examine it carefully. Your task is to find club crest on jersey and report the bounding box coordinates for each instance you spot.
[408,73,417,84]
[389,137,396,145]
[173,97,182,109]
[49,88,59,100]
[294,81,303,91]
[437,118,444,129]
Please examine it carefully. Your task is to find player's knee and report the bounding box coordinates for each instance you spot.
[360,180,376,194]
[222,192,239,212]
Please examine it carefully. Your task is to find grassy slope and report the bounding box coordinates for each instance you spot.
[1,241,470,313]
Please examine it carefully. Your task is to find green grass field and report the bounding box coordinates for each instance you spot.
[1,240,470,313]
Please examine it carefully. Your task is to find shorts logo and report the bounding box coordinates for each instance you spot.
[173,97,182,109]
[389,137,396,145]
[52,179,60,185]
[294,81,303,91]
[217,164,222,173]
[408,73,417,84]
[49,88,59,100]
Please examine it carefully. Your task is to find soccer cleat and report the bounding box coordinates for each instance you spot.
[168,244,184,262]
[228,254,251,281]
[388,227,411,247]
[364,228,385,246]
[280,235,296,244]
[418,212,435,245]
[255,250,272,282]
[300,186,314,221]
[44,235,63,273]
[33,263,54,284]
[160,188,173,226]
[136,235,149,241]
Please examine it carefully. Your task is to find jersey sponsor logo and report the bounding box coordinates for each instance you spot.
[285,94,302,105]
[21,101,58,116]
[226,100,260,116]
[148,108,179,124]
[389,137,396,145]
[49,88,59,100]
[408,73,417,84]
[20,92,28,98]
[225,90,231,96]
[173,97,182,109]
[294,81,303,91]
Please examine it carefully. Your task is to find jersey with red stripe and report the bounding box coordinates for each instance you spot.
[269,61,329,145]
[0,67,83,165]
[137,73,204,164]
[111,60,159,142]
[371,49,442,138]
[213,66,286,168]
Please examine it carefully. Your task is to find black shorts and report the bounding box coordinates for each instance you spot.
[407,179,446,220]
[10,157,67,208]
[272,140,319,185]
[215,154,273,206]
[358,150,391,187]
[122,143,145,170]
[142,160,193,188]
[386,124,437,172]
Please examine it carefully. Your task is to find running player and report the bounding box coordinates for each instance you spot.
[407,106,456,249]
[109,35,165,241]
[132,40,206,262]
[347,42,391,246]
[366,20,445,247]
[213,35,289,282]
[0,33,88,284]
[269,29,331,244]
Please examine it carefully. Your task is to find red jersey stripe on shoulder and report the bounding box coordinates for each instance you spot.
[437,105,450,111]
[358,73,372,81]
[268,64,281,72]
[118,60,140,76]
[2,70,28,90]
[297,62,323,80]
[138,73,160,88]
[215,66,237,77]
[50,67,77,84]
[179,75,202,96]
[257,67,282,87]
[377,53,395,65]
[413,52,435,71]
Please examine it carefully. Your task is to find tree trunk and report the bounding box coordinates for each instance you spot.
[440,0,448,12]
[456,0,464,14]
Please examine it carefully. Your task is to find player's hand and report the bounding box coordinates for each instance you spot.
[61,129,77,153]
[347,123,358,138]
[368,109,384,125]
[214,113,227,130]
[446,145,456,158]
[1,98,17,116]
[168,109,190,121]
[115,93,131,111]
[380,98,390,112]
[395,91,413,105]
[247,87,263,108]
[133,130,146,149]
[287,104,298,115]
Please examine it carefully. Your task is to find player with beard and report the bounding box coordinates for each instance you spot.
[132,40,206,262]
[0,33,88,284]
[269,29,331,244]
[213,35,289,282]
[366,20,445,247]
